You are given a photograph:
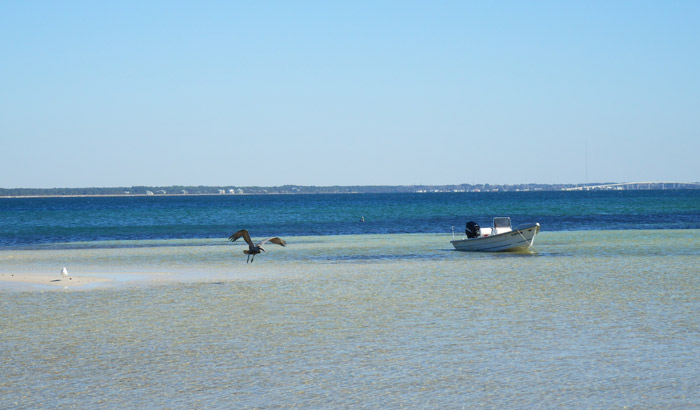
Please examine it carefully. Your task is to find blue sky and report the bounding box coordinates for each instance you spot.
[1,1,698,188]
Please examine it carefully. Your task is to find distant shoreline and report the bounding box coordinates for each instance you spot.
[0,193,258,199]
[1,182,699,198]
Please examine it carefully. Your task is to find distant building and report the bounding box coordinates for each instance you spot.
[145,191,154,196]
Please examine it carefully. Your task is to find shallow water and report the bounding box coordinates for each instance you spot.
[2,230,699,408]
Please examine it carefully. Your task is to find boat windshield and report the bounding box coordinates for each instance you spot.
[493,217,512,228]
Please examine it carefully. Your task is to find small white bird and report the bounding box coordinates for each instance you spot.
[61,267,68,280]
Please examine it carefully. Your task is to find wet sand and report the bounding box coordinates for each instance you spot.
[0,272,114,290]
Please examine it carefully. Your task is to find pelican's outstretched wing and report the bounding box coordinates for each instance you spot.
[229,229,254,246]
[258,237,287,247]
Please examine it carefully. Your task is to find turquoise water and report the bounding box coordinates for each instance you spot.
[2,191,699,407]
[2,229,700,408]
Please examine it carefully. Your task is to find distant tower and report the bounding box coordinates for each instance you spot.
[585,140,588,185]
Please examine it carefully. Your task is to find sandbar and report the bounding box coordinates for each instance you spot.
[0,273,113,291]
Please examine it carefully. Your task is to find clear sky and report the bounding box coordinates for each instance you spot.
[1,1,699,188]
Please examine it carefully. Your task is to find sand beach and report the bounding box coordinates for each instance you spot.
[0,272,113,290]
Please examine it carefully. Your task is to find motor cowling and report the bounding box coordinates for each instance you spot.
[465,221,480,238]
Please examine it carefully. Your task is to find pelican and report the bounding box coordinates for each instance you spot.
[61,267,68,280]
[228,229,286,263]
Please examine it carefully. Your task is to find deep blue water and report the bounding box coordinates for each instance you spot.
[1,190,699,247]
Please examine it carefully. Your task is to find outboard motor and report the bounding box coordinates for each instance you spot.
[465,221,480,238]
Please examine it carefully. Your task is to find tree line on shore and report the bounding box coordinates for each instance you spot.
[1,183,563,197]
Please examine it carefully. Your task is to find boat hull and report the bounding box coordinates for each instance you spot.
[451,223,540,252]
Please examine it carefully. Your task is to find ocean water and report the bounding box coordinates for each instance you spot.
[1,191,700,408]
[2,190,700,247]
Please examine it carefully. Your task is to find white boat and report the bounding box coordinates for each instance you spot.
[451,217,540,252]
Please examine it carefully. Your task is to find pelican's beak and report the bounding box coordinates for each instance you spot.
[260,247,265,252]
